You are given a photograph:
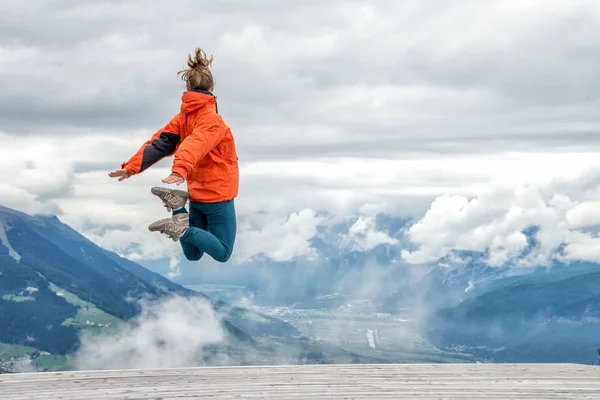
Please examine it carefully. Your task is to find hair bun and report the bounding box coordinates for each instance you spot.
[187,48,213,70]
[178,47,215,91]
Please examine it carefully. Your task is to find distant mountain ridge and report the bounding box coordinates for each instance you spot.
[160,211,600,364]
[424,267,600,363]
[4,204,598,366]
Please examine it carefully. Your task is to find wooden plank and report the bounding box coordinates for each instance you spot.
[1,363,599,399]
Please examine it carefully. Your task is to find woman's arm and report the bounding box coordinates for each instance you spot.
[109,114,182,181]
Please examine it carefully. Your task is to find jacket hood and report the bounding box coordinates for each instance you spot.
[180,90,217,113]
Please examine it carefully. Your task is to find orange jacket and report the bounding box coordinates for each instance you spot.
[122,90,239,203]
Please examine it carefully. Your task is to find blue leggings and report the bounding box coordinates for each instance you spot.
[173,199,236,263]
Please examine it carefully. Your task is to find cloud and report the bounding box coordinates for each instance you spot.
[167,255,182,279]
[2,1,600,275]
[401,164,600,267]
[0,183,62,216]
[339,216,399,252]
[565,201,600,228]
[1,1,599,155]
[72,294,224,370]
[5,123,600,270]
[234,208,323,263]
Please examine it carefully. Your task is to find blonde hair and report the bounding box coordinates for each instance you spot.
[178,47,214,91]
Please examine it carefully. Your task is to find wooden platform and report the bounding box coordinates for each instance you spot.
[1,363,599,399]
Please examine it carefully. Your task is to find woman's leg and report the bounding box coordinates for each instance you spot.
[179,199,236,263]
[173,207,207,261]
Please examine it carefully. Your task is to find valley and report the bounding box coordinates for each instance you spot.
[0,283,473,372]
[185,284,475,364]
[257,304,473,363]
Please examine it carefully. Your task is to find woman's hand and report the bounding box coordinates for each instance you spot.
[108,169,130,181]
[162,172,185,185]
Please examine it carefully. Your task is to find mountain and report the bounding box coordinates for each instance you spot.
[0,205,360,371]
[424,266,600,363]
[13,204,596,366]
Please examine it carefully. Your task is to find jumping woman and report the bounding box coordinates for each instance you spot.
[108,47,238,263]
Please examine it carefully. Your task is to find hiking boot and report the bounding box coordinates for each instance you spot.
[151,187,189,212]
[148,213,189,242]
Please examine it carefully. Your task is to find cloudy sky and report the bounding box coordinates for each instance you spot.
[2,0,600,275]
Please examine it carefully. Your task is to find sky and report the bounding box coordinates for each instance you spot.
[2,0,600,275]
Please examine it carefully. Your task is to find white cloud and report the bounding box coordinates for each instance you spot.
[402,164,600,266]
[0,183,61,216]
[234,208,323,263]
[72,294,224,370]
[167,255,182,279]
[0,137,76,209]
[340,216,398,252]
[565,201,600,229]
[5,124,600,271]
[559,231,600,263]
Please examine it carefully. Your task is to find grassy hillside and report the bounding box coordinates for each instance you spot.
[0,282,129,372]
[48,283,126,335]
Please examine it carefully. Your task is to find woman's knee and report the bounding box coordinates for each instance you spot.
[214,249,232,263]
[183,251,204,262]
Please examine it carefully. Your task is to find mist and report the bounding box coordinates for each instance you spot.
[72,294,225,370]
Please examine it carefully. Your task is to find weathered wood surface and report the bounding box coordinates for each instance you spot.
[1,363,599,399]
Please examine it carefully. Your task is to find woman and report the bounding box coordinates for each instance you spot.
[108,47,238,263]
